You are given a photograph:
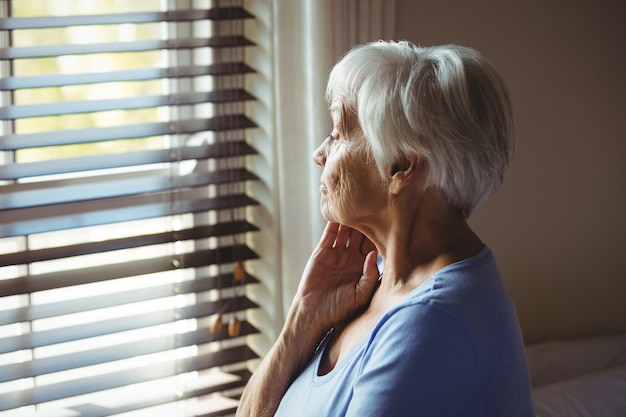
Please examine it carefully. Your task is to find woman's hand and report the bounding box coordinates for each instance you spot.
[236,222,379,417]
[294,222,380,335]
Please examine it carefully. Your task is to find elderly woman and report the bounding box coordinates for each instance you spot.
[237,41,535,417]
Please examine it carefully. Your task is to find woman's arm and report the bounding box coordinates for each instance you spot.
[236,222,380,417]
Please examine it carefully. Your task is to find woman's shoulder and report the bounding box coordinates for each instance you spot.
[368,246,517,349]
[404,245,508,310]
[359,300,480,387]
[367,297,473,354]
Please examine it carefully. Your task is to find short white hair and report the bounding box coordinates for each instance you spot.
[326,40,514,217]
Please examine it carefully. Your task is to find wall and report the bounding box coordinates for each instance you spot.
[394,0,626,344]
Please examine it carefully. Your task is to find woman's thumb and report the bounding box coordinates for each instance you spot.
[358,251,380,298]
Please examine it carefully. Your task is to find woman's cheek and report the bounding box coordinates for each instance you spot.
[332,169,357,217]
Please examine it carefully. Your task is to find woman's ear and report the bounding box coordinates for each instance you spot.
[389,155,422,194]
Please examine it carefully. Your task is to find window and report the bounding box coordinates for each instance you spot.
[0,0,264,415]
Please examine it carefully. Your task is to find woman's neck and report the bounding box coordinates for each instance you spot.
[369,188,484,294]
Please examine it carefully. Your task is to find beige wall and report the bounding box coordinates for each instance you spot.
[394,0,626,344]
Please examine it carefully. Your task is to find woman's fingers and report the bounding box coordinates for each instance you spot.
[344,228,376,256]
[331,224,377,259]
[356,250,381,302]
[363,250,380,279]
[334,224,352,248]
[297,223,380,329]
[319,222,355,249]
[319,222,340,248]
[359,235,376,256]
[333,224,373,250]
[317,222,377,271]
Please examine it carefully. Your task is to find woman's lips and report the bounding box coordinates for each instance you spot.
[319,184,328,193]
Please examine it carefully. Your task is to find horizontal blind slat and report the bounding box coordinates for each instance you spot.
[0,7,254,29]
[18,369,252,417]
[0,220,258,266]
[0,168,259,210]
[0,140,257,180]
[0,89,256,120]
[0,270,259,327]
[0,192,260,238]
[0,36,255,59]
[0,321,259,383]
[0,244,259,296]
[1,295,259,355]
[0,345,258,411]
[0,296,259,354]
[0,62,255,90]
[0,115,257,150]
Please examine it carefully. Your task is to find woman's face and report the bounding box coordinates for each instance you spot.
[313,103,387,226]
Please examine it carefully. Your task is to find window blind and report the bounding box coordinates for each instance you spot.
[0,1,261,416]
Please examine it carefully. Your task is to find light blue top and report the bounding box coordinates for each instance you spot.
[274,246,535,417]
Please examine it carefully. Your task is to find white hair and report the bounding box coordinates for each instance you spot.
[326,40,514,217]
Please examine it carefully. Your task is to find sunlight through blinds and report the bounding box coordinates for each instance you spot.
[0,0,262,416]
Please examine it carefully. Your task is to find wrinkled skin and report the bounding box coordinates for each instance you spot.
[313,105,387,228]
[297,221,380,328]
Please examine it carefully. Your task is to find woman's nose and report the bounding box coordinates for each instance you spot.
[312,140,328,166]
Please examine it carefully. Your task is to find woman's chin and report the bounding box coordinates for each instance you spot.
[320,203,338,223]
[320,211,334,223]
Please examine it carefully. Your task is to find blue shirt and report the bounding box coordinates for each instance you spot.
[274,246,535,417]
